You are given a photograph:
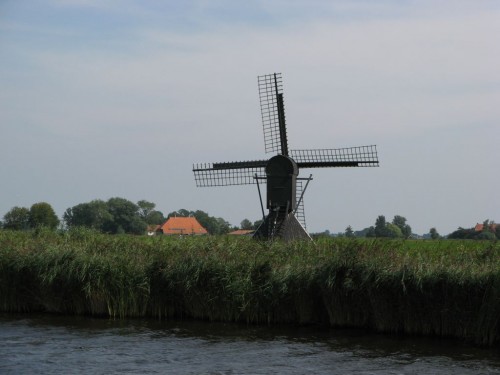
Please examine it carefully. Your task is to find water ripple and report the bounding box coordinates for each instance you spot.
[1,314,499,375]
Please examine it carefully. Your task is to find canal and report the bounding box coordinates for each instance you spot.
[1,314,499,374]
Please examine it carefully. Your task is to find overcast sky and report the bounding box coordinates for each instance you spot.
[1,0,499,235]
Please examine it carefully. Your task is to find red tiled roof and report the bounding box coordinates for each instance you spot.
[475,223,497,232]
[160,217,208,235]
[228,229,254,235]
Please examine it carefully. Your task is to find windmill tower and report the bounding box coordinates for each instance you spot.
[193,73,379,241]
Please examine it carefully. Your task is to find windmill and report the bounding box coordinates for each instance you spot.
[193,73,379,241]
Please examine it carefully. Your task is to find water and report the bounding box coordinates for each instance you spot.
[1,314,500,374]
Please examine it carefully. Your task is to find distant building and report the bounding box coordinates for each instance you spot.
[146,225,161,236]
[474,223,498,232]
[159,216,208,236]
[228,229,254,236]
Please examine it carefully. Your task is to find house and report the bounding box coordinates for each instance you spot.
[147,225,161,236]
[474,223,498,232]
[228,229,254,236]
[159,216,208,236]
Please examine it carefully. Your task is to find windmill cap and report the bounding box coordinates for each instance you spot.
[266,154,298,176]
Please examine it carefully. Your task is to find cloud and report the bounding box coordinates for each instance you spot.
[1,1,499,234]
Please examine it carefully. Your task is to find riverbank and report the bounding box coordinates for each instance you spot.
[1,229,499,346]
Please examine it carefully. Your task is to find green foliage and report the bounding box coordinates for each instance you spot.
[481,220,500,240]
[63,200,112,230]
[194,210,231,234]
[448,227,474,239]
[366,215,411,238]
[311,230,331,239]
[448,221,498,240]
[29,202,60,230]
[137,200,165,225]
[344,225,354,238]
[1,233,499,345]
[374,215,387,237]
[363,226,376,237]
[429,227,440,239]
[137,200,156,218]
[104,197,142,234]
[240,219,253,230]
[64,198,162,235]
[144,210,165,225]
[253,219,263,230]
[385,223,403,238]
[392,215,412,238]
[477,231,496,240]
[3,203,59,231]
[3,206,30,230]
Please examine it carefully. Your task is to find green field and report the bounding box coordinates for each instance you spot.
[1,228,499,345]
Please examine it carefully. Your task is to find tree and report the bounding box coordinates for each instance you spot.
[144,210,166,225]
[482,219,492,233]
[65,197,150,234]
[194,210,232,235]
[374,215,388,237]
[345,225,354,238]
[214,217,232,234]
[448,227,475,239]
[240,219,253,230]
[137,200,156,219]
[354,227,371,237]
[429,227,440,239]
[495,224,500,240]
[392,215,412,238]
[386,223,403,238]
[365,226,376,237]
[477,231,496,240]
[29,202,59,230]
[64,200,112,230]
[253,219,263,230]
[137,200,165,225]
[167,209,191,218]
[104,197,146,234]
[3,206,30,230]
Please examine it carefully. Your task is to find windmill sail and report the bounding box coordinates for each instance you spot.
[258,73,288,156]
[291,145,379,168]
[193,161,266,187]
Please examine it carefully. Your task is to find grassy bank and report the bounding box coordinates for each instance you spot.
[1,229,499,345]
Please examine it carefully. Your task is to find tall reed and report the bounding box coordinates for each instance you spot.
[1,229,499,345]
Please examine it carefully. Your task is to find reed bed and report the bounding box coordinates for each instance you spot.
[1,228,499,346]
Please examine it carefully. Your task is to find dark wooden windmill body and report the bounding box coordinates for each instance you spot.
[193,73,379,241]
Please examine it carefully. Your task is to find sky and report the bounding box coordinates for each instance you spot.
[1,0,499,235]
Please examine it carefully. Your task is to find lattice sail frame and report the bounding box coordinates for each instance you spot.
[193,163,265,187]
[291,145,379,168]
[258,73,288,155]
[192,145,378,187]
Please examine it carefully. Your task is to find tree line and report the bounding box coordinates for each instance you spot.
[2,201,497,239]
[0,198,244,235]
[313,214,415,239]
[316,215,499,240]
[447,220,499,240]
